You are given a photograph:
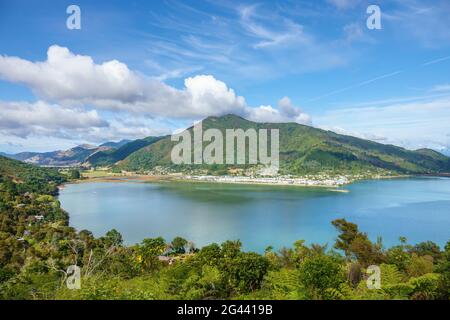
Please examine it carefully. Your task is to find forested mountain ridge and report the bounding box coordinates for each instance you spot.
[2,115,449,176]
[84,136,165,167]
[118,114,450,175]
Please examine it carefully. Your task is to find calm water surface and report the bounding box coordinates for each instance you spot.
[59,177,450,252]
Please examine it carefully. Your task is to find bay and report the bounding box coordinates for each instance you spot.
[59,177,450,252]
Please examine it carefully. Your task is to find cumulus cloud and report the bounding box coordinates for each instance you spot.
[0,100,173,144]
[0,46,247,118]
[247,97,311,125]
[0,45,311,125]
[184,75,247,116]
[0,46,146,103]
[0,100,107,138]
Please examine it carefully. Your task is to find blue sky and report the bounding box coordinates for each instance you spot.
[0,0,450,153]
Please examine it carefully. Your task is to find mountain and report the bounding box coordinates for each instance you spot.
[100,139,132,149]
[84,136,164,167]
[118,114,450,176]
[3,115,449,174]
[1,138,161,168]
[4,144,112,167]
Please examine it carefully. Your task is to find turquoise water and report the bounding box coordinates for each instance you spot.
[59,177,450,252]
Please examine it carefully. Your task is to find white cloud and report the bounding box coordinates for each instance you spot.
[238,4,308,49]
[0,100,107,138]
[247,97,312,125]
[0,100,172,147]
[0,46,145,103]
[0,46,312,126]
[81,117,169,143]
[0,46,258,119]
[316,97,450,151]
[184,75,247,117]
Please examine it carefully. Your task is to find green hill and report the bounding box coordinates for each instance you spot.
[118,114,450,176]
[0,155,66,194]
[85,136,165,167]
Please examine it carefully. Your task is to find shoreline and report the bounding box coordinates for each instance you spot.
[179,175,349,187]
[63,172,421,189]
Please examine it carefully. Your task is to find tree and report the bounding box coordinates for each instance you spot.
[104,229,123,247]
[69,169,81,180]
[195,243,221,266]
[332,218,385,266]
[436,241,450,299]
[220,240,242,259]
[332,219,359,256]
[387,242,412,273]
[138,237,166,271]
[406,254,434,277]
[171,237,188,254]
[412,241,442,262]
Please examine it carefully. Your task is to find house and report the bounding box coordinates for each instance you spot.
[158,255,175,265]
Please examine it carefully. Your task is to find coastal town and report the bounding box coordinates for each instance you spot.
[184,174,350,187]
[74,166,401,188]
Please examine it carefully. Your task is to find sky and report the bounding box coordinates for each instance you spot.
[0,0,450,154]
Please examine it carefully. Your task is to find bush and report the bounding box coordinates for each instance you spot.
[298,254,345,299]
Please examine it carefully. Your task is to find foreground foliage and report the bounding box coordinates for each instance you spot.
[0,155,449,300]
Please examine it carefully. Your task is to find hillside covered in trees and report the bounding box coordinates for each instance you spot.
[118,115,450,176]
[84,136,165,167]
[0,155,449,300]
